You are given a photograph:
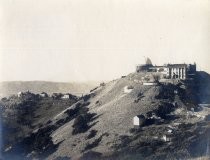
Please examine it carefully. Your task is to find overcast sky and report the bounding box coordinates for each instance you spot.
[0,0,209,82]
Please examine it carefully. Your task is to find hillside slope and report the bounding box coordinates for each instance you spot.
[47,73,209,159]
[1,72,210,160]
[0,92,78,160]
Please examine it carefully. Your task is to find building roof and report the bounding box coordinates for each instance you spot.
[166,64,187,68]
[149,64,187,69]
[41,92,47,94]
[149,66,165,68]
[135,115,145,119]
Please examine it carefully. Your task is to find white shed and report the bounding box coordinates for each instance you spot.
[17,92,23,98]
[62,94,70,99]
[133,115,146,127]
[162,134,173,142]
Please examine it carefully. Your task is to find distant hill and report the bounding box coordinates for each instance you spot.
[0,81,99,97]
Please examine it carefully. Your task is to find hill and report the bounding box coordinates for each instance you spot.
[0,92,78,160]
[1,72,210,160]
[0,81,99,98]
[195,71,210,103]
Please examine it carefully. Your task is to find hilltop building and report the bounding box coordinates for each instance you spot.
[136,58,196,80]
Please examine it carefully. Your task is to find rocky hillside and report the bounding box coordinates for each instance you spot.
[1,72,210,160]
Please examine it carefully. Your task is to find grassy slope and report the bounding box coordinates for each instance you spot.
[2,72,210,160]
[48,72,198,159]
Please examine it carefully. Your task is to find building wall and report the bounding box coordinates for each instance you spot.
[62,95,70,99]
[170,67,187,79]
[133,116,140,126]
[152,65,188,80]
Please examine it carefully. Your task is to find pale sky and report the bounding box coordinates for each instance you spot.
[0,0,210,82]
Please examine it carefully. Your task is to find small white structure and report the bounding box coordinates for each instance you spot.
[162,134,173,142]
[174,90,178,94]
[143,82,158,86]
[133,115,146,127]
[4,145,12,152]
[62,94,70,99]
[150,112,161,119]
[17,92,23,98]
[124,86,134,93]
[167,129,173,133]
[40,92,48,98]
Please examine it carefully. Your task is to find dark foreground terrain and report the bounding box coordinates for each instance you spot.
[1,71,210,160]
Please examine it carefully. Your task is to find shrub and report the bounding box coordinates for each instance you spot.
[1,97,7,101]
[72,115,89,135]
[155,84,175,101]
[205,115,210,121]
[127,85,134,89]
[86,130,97,139]
[155,103,174,119]
[90,87,98,93]
[64,107,79,117]
[152,74,160,82]
[144,76,150,82]
[54,156,71,160]
[79,151,102,160]
[129,128,142,134]
[46,120,52,124]
[83,136,103,151]
[83,95,91,101]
